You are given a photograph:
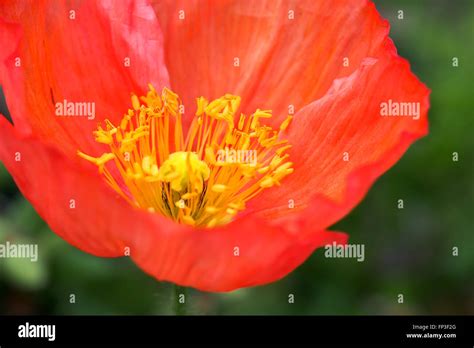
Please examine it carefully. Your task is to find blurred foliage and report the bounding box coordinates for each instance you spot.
[0,0,473,315]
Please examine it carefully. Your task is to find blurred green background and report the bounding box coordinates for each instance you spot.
[0,0,473,315]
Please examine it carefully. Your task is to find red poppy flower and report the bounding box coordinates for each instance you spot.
[0,0,429,291]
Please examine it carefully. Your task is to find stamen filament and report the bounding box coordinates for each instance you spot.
[78,86,293,227]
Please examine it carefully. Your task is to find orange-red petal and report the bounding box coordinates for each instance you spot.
[0,116,346,291]
[0,0,430,292]
[0,0,169,158]
[248,38,430,235]
[153,0,390,125]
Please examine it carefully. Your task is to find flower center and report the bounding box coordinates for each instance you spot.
[78,85,293,227]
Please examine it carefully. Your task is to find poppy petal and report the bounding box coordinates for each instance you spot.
[0,115,346,291]
[153,0,389,124]
[0,0,429,292]
[132,212,348,292]
[247,40,429,235]
[0,116,129,256]
[0,0,169,158]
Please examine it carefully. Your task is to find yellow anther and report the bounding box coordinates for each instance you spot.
[78,85,293,228]
[205,98,226,116]
[211,184,227,193]
[226,208,237,215]
[280,115,293,131]
[276,145,292,156]
[182,192,198,200]
[261,136,278,148]
[241,134,251,150]
[205,206,219,214]
[241,165,256,178]
[238,114,246,130]
[196,97,208,116]
[147,83,156,92]
[151,165,159,176]
[207,218,218,228]
[254,109,272,119]
[133,162,144,178]
[275,162,293,174]
[260,176,275,188]
[162,87,180,116]
[182,215,195,226]
[131,94,141,111]
[228,202,245,210]
[120,113,131,130]
[142,156,153,175]
[250,117,259,130]
[230,95,241,112]
[77,152,115,167]
[93,128,114,145]
[144,175,160,183]
[276,167,293,180]
[270,155,285,169]
[116,129,123,142]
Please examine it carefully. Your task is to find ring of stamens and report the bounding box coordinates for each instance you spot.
[78,84,293,228]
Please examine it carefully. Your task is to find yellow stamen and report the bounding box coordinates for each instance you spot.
[78,85,294,227]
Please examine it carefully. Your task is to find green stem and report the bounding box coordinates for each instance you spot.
[173,285,187,315]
